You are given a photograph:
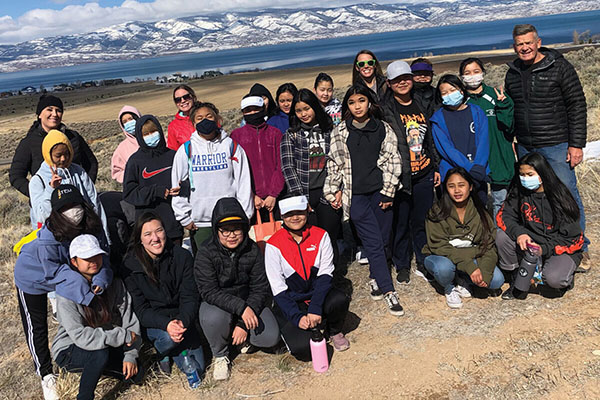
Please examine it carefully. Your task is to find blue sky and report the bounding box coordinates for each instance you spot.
[2,1,152,18]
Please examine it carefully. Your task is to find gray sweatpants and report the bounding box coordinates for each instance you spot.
[199,302,280,357]
[496,229,577,289]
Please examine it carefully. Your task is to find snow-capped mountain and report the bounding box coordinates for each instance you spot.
[0,1,597,73]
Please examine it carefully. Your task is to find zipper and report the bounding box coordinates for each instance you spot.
[295,241,309,282]
[256,126,264,187]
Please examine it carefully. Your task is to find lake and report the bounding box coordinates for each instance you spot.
[0,9,598,92]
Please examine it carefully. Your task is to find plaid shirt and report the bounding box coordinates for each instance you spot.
[280,125,331,197]
[323,120,402,221]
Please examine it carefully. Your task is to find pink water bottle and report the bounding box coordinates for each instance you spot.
[310,329,329,373]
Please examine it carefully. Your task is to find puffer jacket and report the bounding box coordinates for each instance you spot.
[504,47,587,149]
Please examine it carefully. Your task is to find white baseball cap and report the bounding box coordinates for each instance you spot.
[386,60,413,80]
[279,195,309,215]
[241,96,264,110]
[69,234,107,259]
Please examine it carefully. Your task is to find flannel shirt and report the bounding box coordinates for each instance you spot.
[323,119,402,221]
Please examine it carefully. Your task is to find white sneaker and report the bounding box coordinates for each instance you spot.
[212,356,230,381]
[445,289,463,309]
[355,249,369,265]
[454,285,472,298]
[41,374,59,400]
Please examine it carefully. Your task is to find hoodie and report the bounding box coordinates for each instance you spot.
[171,130,253,228]
[167,112,194,151]
[28,130,109,239]
[122,115,183,239]
[230,121,284,199]
[267,110,289,134]
[111,106,141,184]
[249,83,277,117]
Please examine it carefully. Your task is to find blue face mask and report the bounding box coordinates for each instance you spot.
[520,175,541,191]
[442,90,464,107]
[123,119,136,134]
[144,131,161,147]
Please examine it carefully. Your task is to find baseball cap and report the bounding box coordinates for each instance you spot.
[386,60,413,80]
[241,96,264,110]
[279,195,309,215]
[69,234,107,259]
[51,184,85,211]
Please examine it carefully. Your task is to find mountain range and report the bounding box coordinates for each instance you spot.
[0,1,598,73]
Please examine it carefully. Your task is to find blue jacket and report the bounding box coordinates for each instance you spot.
[267,110,289,135]
[14,225,113,306]
[430,104,490,181]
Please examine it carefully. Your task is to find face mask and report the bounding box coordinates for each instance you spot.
[244,110,266,126]
[413,81,430,90]
[442,90,464,107]
[143,131,161,147]
[462,73,484,89]
[520,175,541,191]
[196,119,218,135]
[123,120,136,134]
[62,205,84,225]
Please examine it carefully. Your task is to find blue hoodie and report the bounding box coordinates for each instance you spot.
[267,110,289,134]
[430,104,490,181]
[14,226,113,306]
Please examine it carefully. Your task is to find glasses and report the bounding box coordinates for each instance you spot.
[218,228,243,237]
[174,93,193,103]
[356,59,376,68]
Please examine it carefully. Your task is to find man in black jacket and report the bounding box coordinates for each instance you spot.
[9,95,98,198]
[504,24,590,266]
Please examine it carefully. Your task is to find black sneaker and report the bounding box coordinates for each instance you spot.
[414,263,433,282]
[383,291,404,316]
[501,286,515,300]
[369,279,383,300]
[158,357,171,376]
[396,268,410,285]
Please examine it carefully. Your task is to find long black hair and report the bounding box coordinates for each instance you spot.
[275,83,298,114]
[459,57,486,75]
[428,167,494,257]
[289,89,333,133]
[341,84,384,121]
[507,152,580,224]
[435,74,468,106]
[352,49,384,85]
[46,202,103,242]
[128,212,166,285]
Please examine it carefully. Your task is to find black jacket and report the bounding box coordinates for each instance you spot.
[121,241,199,330]
[9,121,98,197]
[412,84,440,120]
[122,115,182,239]
[381,91,439,195]
[194,197,271,328]
[504,47,587,149]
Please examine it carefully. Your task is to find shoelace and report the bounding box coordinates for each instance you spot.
[386,293,399,306]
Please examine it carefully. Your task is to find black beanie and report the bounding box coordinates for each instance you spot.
[36,95,64,116]
[51,184,85,211]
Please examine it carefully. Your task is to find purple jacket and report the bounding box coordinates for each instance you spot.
[230,122,284,199]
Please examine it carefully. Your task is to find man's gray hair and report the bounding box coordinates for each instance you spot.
[513,24,539,39]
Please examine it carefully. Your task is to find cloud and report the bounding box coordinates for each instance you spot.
[0,0,391,45]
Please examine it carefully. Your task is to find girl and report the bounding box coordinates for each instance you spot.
[167,84,198,151]
[314,73,342,126]
[123,115,183,243]
[249,83,277,118]
[430,74,490,206]
[268,83,298,134]
[422,167,504,309]
[351,50,387,103]
[171,102,253,253]
[496,152,583,299]
[122,213,204,378]
[281,88,342,267]
[111,105,141,184]
[195,198,279,380]
[14,185,112,400]
[52,234,141,400]
[460,57,515,217]
[323,85,403,316]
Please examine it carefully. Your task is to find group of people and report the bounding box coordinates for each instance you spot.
[9,23,589,400]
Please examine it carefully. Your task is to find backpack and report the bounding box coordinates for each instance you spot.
[183,137,239,191]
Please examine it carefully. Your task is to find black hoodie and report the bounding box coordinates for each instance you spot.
[194,197,271,328]
[122,115,182,239]
[249,83,277,117]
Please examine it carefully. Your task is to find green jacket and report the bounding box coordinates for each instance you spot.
[423,198,498,284]
[466,84,515,186]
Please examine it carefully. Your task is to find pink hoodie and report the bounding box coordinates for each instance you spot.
[111,105,141,183]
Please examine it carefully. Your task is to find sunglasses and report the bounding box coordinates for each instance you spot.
[174,93,193,103]
[356,59,376,68]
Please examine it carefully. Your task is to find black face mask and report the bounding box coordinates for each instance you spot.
[244,110,266,126]
[196,119,218,135]
[413,81,431,90]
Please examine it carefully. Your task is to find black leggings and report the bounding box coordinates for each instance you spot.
[17,288,53,377]
[309,188,342,269]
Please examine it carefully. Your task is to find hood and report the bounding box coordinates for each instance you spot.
[42,129,74,166]
[118,105,141,137]
[250,83,276,116]
[210,197,250,240]
[134,114,168,155]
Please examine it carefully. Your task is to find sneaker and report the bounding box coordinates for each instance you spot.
[501,286,515,300]
[576,251,591,273]
[240,343,256,354]
[330,333,350,352]
[355,248,369,265]
[158,356,171,375]
[396,268,410,285]
[383,291,404,316]
[445,289,463,309]
[41,374,59,400]
[212,356,230,381]
[414,263,433,282]
[368,279,383,300]
[454,285,472,298]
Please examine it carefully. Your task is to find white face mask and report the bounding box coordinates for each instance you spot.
[462,73,484,89]
[62,205,84,225]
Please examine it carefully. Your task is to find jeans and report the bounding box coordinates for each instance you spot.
[423,255,504,294]
[517,143,589,251]
[490,184,508,221]
[146,327,205,374]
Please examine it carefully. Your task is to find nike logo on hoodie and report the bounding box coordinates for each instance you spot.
[142,166,171,179]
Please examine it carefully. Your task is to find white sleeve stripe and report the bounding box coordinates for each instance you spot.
[316,232,335,277]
